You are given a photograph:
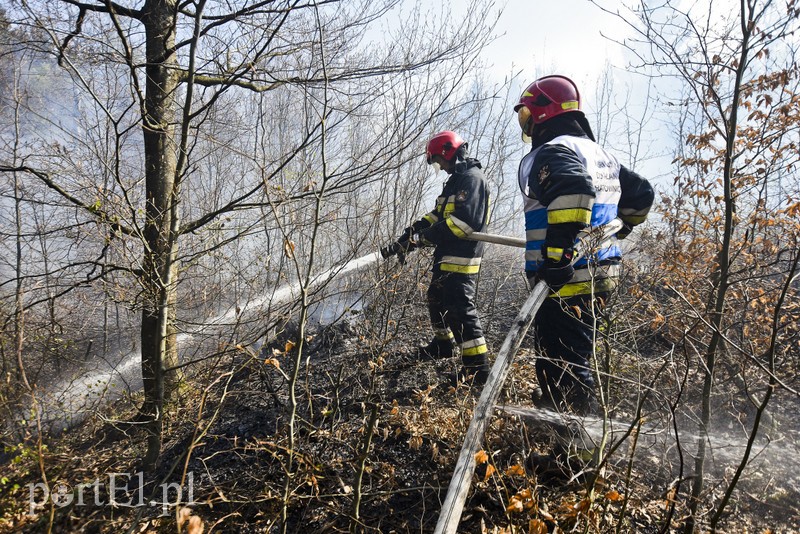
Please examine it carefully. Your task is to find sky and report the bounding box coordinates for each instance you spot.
[476,0,633,88]
[456,0,673,181]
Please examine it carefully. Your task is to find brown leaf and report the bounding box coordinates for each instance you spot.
[529,519,547,534]
[474,450,489,465]
[283,239,295,258]
[284,340,295,353]
[506,497,524,513]
[517,488,532,500]
[188,515,204,534]
[505,464,526,476]
[605,490,624,502]
[575,498,591,512]
[482,464,495,481]
[177,507,192,528]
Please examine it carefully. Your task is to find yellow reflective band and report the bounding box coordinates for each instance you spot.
[545,247,564,261]
[446,218,468,238]
[548,208,592,225]
[423,213,438,224]
[434,332,455,341]
[561,101,579,110]
[447,215,475,238]
[549,277,618,297]
[462,344,488,356]
[618,206,650,216]
[621,215,647,224]
[444,202,456,217]
[461,337,486,348]
[440,256,481,267]
[439,263,481,274]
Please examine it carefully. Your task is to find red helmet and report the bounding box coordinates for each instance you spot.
[514,75,581,136]
[425,131,466,164]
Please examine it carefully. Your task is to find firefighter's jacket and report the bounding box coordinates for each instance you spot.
[411,158,490,275]
[518,134,653,297]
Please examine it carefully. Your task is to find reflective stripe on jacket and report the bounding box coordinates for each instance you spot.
[415,158,491,273]
[519,135,622,296]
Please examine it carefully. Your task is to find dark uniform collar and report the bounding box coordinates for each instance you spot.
[453,157,482,174]
[530,114,596,149]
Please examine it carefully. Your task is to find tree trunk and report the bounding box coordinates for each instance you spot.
[140,0,180,472]
[684,8,751,530]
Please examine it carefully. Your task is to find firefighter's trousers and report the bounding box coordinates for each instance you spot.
[426,267,488,366]
[533,292,607,414]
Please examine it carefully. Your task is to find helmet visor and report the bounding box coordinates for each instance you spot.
[517,106,532,132]
[517,106,533,143]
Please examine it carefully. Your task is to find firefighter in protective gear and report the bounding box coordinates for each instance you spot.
[381,131,492,387]
[514,75,654,415]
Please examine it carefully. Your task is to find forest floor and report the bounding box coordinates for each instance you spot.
[1,259,799,533]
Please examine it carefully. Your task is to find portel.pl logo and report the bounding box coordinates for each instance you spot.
[27,472,195,516]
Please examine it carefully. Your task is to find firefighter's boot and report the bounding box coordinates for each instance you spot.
[452,354,490,388]
[413,339,456,361]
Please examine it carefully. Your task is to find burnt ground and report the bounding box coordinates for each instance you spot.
[2,253,799,533]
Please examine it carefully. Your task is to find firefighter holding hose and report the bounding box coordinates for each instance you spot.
[381,131,491,387]
[514,75,655,416]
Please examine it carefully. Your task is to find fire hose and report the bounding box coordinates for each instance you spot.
[433,218,623,534]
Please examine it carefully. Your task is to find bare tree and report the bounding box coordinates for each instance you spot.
[0,0,502,472]
[599,0,800,529]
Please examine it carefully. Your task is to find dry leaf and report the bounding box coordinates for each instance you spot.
[529,519,547,534]
[284,340,295,353]
[188,516,204,534]
[408,435,423,450]
[483,464,495,481]
[474,450,489,465]
[263,358,280,368]
[664,486,677,509]
[177,508,204,534]
[283,239,295,258]
[506,464,526,476]
[506,497,524,513]
[575,498,591,512]
[605,490,624,502]
[177,507,192,528]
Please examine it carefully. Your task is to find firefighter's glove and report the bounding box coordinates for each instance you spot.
[397,226,414,243]
[537,246,575,292]
[380,237,419,264]
[380,241,403,260]
[616,221,635,240]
